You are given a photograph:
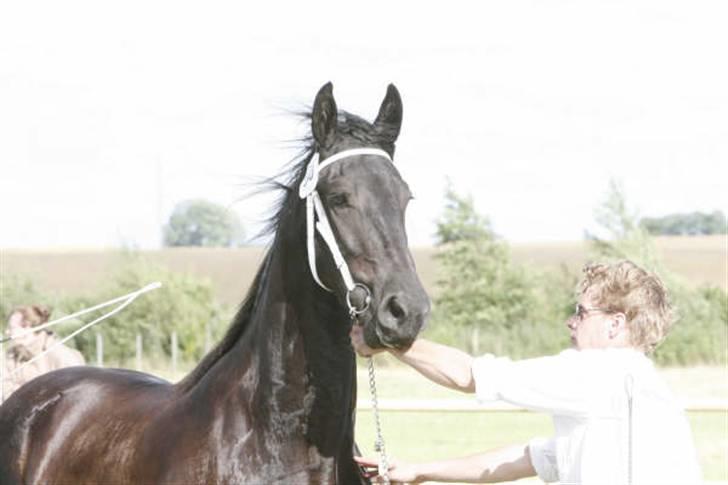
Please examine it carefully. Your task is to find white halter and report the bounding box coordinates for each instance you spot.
[298,147,392,296]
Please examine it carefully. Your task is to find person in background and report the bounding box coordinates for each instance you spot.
[351,260,701,484]
[2,305,85,398]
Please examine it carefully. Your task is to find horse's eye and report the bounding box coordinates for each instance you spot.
[327,193,349,208]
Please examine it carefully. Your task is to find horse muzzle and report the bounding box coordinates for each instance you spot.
[361,290,429,350]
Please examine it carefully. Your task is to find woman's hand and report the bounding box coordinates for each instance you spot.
[349,324,385,357]
[354,455,421,484]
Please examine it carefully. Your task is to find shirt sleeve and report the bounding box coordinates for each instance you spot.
[528,437,559,483]
[471,350,594,415]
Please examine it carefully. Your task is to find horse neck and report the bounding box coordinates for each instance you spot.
[184,229,357,455]
[272,236,356,456]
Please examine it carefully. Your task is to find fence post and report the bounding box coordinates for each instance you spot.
[135,334,143,371]
[471,327,480,355]
[96,332,104,368]
[204,323,212,353]
[171,331,178,376]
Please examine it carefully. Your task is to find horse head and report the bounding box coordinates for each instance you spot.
[303,82,430,350]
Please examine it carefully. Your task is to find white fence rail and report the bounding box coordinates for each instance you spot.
[355,398,728,413]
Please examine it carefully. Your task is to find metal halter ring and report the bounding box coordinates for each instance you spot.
[346,283,372,317]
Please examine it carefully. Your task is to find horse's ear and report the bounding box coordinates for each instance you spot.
[312,82,338,149]
[374,84,403,142]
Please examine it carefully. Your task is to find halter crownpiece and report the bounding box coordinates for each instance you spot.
[298,147,392,304]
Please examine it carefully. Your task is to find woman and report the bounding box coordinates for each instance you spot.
[351,260,701,484]
[2,305,85,398]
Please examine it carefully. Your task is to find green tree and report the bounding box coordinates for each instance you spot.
[640,210,726,236]
[163,199,245,247]
[429,184,572,357]
[433,186,529,331]
[435,184,492,244]
[588,179,661,272]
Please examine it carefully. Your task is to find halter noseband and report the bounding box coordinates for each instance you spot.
[298,147,392,315]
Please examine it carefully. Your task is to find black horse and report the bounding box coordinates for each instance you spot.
[0,82,430,484]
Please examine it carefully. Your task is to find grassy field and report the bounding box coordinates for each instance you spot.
[2,235,725,306]
[355,411,727,484]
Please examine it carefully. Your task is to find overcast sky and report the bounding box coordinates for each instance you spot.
[1,0,726,249]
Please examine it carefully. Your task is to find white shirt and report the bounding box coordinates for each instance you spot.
[471,348,702,485]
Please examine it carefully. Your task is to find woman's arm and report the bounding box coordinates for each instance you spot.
[355,443,536,484]
[392,338,476,393]
[349,326,475,393]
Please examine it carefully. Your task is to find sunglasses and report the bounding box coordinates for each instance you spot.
[574,303,611,321]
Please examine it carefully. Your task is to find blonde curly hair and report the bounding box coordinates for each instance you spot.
[578,260,674,353]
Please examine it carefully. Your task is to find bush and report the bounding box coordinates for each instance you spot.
[652,283,728,365]
[0,274,48,325]
[65,255,230,365]
[2,255,232,367]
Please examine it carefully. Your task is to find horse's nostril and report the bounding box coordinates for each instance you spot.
[387,296,406,322]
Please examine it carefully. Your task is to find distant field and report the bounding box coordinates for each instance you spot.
[1,235,725,306]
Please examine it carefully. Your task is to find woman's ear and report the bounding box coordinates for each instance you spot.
[609,312,627,339]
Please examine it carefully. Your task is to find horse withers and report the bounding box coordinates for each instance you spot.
[0,82,430,484]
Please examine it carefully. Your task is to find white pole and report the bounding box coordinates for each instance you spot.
[136,334,143,371]
[472,327,480,355]
[204,323,212,353]
[96,333,104,368]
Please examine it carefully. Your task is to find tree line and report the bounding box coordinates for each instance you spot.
[640,210,726,236]
[162,199,725,248]
[3,187,725,367]
[427,180,726,365]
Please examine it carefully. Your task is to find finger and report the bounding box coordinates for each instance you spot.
[349,325,363,339]
[353,456,378,467]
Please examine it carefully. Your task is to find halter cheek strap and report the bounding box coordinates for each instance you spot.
[298,147,392,296]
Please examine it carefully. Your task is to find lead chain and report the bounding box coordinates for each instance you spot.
[368,355,389,485]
